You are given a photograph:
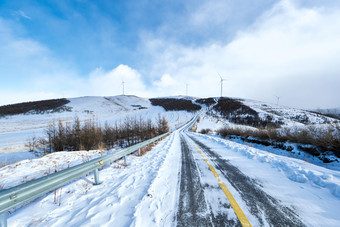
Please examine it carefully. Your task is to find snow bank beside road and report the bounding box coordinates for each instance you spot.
[0,150,106,189]
[4,131,176,226]
[190,132,340,226]
[133,131,181,226]
[193,133,340,198]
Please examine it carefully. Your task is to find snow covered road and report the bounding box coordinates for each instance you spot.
[184,132,340,226]
[184,133,304,226]
[3,125,340,226]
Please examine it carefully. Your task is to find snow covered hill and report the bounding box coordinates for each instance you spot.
[196,97,339,131]
[312,107,340,120]
[0,95,194,164]
[1,95,339,166]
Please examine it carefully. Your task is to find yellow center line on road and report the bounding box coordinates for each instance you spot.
[191,143,252,227]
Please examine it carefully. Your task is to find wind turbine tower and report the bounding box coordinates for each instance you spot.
[218,73,226,97]
[275,95,280,106]
[121,81,126,95]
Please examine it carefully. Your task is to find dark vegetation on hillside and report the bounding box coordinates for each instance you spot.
[212,97,284,128]
[264,108,338,125]
[217,126,340,159]
[150,98,201,112]
[309,111,340,121]
[0,99,71,117]
[196,98,216,106]
[27,115,169,153]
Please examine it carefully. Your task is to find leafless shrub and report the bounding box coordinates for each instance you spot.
[81,181,90,195]
[26,136,38,152]
[0,159,7,168]
[213,97,284,128]
[28,115,169,153]
[217,124,340,157]
[196,98,216,106]
[200,128,212,134]
[139,143,155,156]
[218,126,255,138]
[150,98,201,112]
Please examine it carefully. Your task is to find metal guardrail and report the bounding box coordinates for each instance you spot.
[0,131,170,227]
[0,114,200,227]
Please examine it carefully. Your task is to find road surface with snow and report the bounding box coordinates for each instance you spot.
[179,132,304,226]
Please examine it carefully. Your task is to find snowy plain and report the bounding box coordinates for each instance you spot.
[0,95,194,165]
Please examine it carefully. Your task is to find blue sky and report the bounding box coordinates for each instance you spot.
[1,0,340,109]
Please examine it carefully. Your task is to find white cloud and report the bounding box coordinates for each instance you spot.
[142,0,340,108]
[0,18,151,105]
[16,10,32,20]
[0,18,81,105]
[1,0,340,109]
[87,64,149,97]
[154,74,176,87]
[0,91,58,106]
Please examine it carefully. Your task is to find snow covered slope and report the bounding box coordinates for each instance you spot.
[0,95,194,164]
[1,95,339,165]
[196,97,339,132]
[242,99,339,126]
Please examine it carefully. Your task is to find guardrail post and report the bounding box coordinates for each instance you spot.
[0,212,7,227]
[93,169,101,185]
[123,156,127,166]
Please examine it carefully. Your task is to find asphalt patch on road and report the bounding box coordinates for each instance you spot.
[189,135,306,226]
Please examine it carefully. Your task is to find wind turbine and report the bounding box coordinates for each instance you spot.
[275,95,280,106]
[121,81,126,95]
[218,73,226,97]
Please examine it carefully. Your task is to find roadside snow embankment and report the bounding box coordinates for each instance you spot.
[133,131,182,226]
[0,150,107,189]
[193,133,340,198]
[3,131,179,226]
